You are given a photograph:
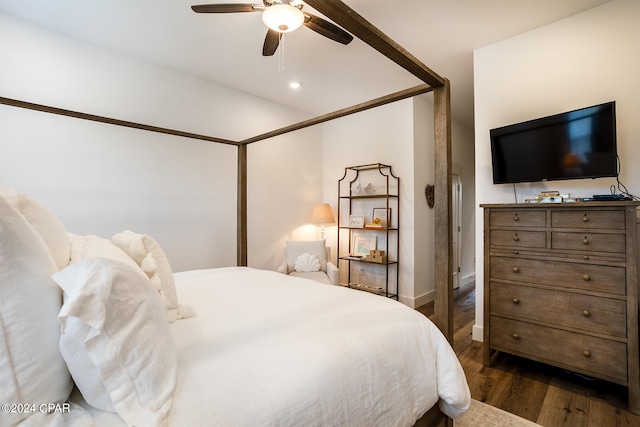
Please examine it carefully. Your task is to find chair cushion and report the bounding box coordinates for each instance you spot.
[294,253,321,273]
[285,240,327,273]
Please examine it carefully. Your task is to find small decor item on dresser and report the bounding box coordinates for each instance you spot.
[365,250,387,264]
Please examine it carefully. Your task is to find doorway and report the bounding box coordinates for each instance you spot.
[452,164,462,290]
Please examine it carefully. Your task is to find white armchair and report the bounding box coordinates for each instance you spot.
[277,240,339,286]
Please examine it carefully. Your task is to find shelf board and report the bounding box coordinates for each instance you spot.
[338,257,397,265]
[339,194,398,199]
[338,226,398,231]
[342,283,398,299]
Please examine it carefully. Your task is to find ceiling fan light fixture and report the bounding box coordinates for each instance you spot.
[262,4,304,33]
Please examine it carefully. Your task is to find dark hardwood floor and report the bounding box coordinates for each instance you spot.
[417,281,640,427]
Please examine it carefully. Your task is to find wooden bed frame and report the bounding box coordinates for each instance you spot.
[1,1,454,424]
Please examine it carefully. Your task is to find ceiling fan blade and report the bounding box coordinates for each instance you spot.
[262,29,281,56]
[191,4,262,13]
[303,12,353,45]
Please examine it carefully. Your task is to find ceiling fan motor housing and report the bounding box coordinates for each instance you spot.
[262,1,305,32]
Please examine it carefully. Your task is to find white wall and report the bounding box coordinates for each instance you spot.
[0,13,323,272]
[473,0,640,340]
[247,126,324,270]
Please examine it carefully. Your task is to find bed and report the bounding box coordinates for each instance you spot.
[0,186,470,426]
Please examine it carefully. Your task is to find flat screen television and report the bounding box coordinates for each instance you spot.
[490,101,617,184]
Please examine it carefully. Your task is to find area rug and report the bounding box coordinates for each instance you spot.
[454,399,542,427]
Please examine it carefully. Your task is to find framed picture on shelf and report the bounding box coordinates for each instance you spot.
[349,215,365,228]
[370,208,391,228]
[353,235,377,256]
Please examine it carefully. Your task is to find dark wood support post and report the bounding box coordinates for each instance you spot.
[237,143,248,266]
[433,79,453,343]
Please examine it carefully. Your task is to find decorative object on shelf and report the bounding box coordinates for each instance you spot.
[425,184,435,208]
[310,203,335,239]
[352,234,376,256]
[349,215,365,228]
[365,250,387,264]
[369,208,390,228]
[363,183,376,195]
[351,183,363,196]
[351,182,376,196]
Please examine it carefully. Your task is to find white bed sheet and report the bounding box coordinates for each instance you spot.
[70,267,470,427]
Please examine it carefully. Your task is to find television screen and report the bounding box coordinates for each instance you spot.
[490,101,617,184]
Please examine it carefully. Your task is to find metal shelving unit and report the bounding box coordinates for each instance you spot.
[337,163,399,299]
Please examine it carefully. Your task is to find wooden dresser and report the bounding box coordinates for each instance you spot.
[482,201,640,414]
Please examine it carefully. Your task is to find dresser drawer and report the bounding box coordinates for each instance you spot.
[490,316,627,382]
[491,230,546,248]
[551,210,625,230]
[490,282,626,337]
[490,256,626,295]
[551,232,625,253]
[490,210,546,227]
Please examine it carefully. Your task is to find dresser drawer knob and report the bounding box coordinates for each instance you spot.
[512,333,520,340]
[582,237,589,245]
[582,216,589,223]
[583,310,591,317]
[513,235,520,242]
[512,267,520,273]
[583,255,589,260]
[512,298,520,305]
[583,350,591,358]
[513,250,519,254]
[514,216,519,221]
[583,274,591,281]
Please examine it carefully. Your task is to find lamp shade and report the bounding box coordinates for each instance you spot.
[262,4,304,33]
[310,203,335,224]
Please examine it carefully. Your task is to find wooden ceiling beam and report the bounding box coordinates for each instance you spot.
[303,0,445,89]
[240,84,433,145]
[0,96,240,146]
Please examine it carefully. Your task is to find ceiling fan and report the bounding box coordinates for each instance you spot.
[191,0,354,56]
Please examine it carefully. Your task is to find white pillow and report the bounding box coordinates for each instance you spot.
[0,195,72,426]
[286,240,327,273]
[0,185,71,270]
[68,233,140,270]
[54,257,177,427]
[294,253,321,273]
[112,231,181,311]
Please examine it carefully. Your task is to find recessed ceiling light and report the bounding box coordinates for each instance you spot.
[289,82,301,89]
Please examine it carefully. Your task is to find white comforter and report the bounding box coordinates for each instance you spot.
[69,267,470,426]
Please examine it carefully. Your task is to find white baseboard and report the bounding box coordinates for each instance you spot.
[472,324,483,342]
[401,272,476,309]
[399,290,433,309]
[460,273,476,286]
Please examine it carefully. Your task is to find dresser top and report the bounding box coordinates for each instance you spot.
[480,201,640,208]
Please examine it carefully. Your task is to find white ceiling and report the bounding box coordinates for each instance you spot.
[0,0,612,128]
